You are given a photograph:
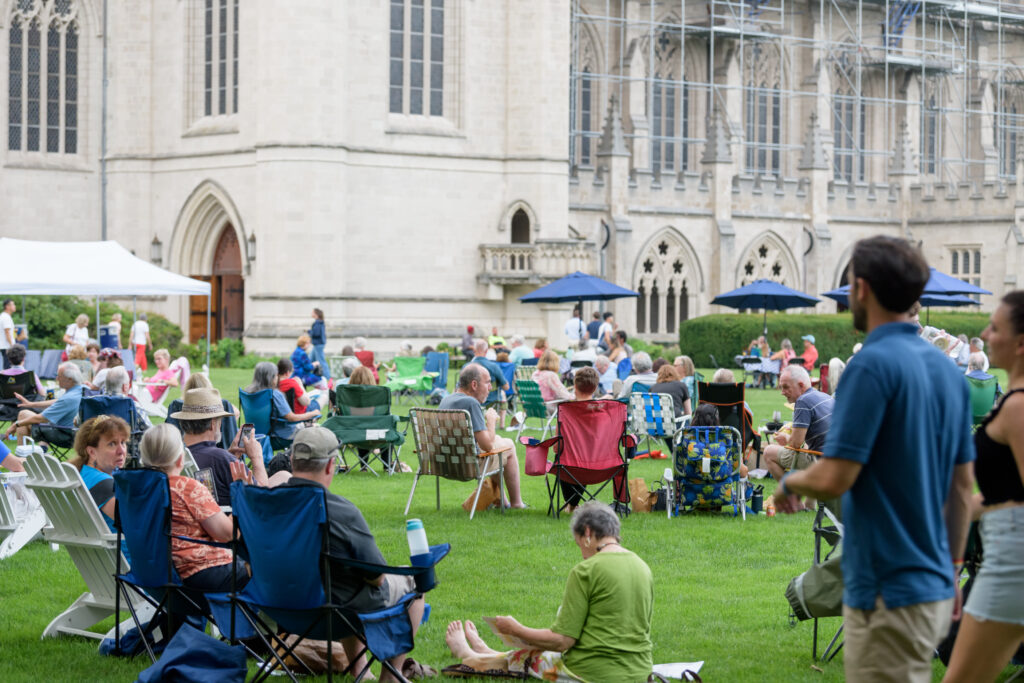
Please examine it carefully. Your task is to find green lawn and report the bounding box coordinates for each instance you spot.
[0,367,1015,682]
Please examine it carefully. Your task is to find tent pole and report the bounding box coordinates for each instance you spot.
[206,294,211,371]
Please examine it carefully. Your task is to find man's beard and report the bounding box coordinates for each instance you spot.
[851,297,867,333]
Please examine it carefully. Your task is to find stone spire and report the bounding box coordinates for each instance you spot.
[797,111,828,171]
[889,119,916,176]
[701,108,732,164]
[597,95,629,157]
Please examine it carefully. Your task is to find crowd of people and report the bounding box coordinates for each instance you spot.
[2,237,1023,682]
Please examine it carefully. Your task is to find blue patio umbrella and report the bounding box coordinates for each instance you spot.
[922,267,992,297]
[823,284,977,308]
[711,279,820,336]
[519,271,639,341]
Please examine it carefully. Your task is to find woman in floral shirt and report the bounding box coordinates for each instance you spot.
[140,423,248,592]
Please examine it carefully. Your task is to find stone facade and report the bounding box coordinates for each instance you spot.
[1,0,1021,353]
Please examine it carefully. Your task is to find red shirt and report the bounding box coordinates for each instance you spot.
[278,376,307,413]
[800,344,819,373]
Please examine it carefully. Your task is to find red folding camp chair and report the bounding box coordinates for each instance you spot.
[520,400,636,518]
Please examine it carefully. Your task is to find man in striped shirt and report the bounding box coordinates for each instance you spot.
[764,365,834,496]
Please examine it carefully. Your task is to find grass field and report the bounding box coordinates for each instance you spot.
[0,366,1016,682]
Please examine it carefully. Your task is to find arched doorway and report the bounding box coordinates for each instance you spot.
[188,226,244,342]
[511,209,530,244]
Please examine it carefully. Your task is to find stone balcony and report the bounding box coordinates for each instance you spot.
[478,239,597,286]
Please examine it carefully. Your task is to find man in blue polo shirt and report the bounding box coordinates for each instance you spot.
[772,236,974,683]
[4,362,84,445]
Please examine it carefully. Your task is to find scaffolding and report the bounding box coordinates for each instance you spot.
[570,0,1024,184]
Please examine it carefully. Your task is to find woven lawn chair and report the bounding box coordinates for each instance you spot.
[404,408,505,520]
[23,450,154,640]
[521,400,635,518]
[628,392,688,456]
[513,379,559,442]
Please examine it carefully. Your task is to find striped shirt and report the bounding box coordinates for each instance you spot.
[792,387,834,451]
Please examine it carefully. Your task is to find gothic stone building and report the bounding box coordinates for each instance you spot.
[2,0,1023,352]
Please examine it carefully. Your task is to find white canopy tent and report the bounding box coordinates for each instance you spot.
[0,238,213,367]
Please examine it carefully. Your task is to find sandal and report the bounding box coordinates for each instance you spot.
[401,657,438,679]
[440,664,526,679]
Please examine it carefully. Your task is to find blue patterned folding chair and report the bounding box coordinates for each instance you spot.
[673,425,745,519]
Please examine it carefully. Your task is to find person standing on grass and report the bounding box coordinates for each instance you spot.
[0,299,15,369]
[129,313,152,372]
[308,308,331,381]
[772,236,974,683]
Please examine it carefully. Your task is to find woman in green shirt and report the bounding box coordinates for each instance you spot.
[444,501,654,683]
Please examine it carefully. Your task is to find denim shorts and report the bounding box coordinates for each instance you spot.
[964,505,1024,625]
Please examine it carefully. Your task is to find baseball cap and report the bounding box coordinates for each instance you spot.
[801,334,816,344]
[291,426,340,461]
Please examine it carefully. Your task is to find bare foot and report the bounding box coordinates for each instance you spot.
[445,621,474,659]
[464,620,489,653]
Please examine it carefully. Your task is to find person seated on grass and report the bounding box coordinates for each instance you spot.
[4,362,84,445]
[594,355,616,396]
[291,334,329,391]
[533,337,549,359]
[90,349,123,391]
[472,338,511,428]
[69,415,130,541]
[245,362,321,448]
[709,368,756,444]
[443,501,652,683]
[797,334,819,373]
[763,364,833,510]
[617,352,657,398]
[760,338,795,389]
[174,387,269,507]
[965,351,1001,393]
[507,335,534,366]
[554,367,604,513]
[352,336,379,383]
[66,344,94,382]
[277,357,323,415]
[532,350,572,408]
[280,426,434,681]
[140,423,250,623]
[439,364,526,509]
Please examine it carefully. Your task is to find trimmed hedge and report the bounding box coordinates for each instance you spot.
[678,312,992,367]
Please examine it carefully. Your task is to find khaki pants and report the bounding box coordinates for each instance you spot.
[843,595,953,683]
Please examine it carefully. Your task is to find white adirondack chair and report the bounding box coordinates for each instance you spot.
[23,451,154,640]
[0,471,47,559]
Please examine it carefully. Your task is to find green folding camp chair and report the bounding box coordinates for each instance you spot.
[966,374,998,428]
[513,379,560,442]
[325,384,407,475]
[384,356,436,405]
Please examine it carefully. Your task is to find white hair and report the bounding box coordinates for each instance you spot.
[58,362,84,385]
[104,366,131,394]
[631,351,653,373]
[852,342,863,354]
[968,352,987,371]
[827,358,846,395]
[511,335,525,346]
[353,336,367,350]
[140,423,185,472]
[971,337,984,351]
[594,355,610,372]
[473,338,488,354]
[782,364,811,387]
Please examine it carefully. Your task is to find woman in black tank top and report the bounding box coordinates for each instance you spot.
[945,291,1024,683]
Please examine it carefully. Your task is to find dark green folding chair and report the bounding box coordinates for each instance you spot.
[324,385,407,475]
[513,379,560,442]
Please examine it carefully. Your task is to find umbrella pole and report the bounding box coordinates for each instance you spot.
[763,309,768,337]
[926,307,930,325]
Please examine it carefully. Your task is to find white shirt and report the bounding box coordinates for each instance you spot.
[597,321,613,346]
[108,320,121,347]
[131,320,149,345]
[0,312,13,349]
[564,317,583,342]
[64,323,89,353]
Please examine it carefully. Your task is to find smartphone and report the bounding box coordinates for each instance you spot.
[195,468,216,497]
[241,423,254,442]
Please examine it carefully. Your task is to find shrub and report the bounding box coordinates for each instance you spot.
[678,311,993,367]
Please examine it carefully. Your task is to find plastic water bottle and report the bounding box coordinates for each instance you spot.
[406,519,429,559]
[765,497,776,517]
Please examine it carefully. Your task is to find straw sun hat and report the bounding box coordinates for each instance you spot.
[169,388,232,421]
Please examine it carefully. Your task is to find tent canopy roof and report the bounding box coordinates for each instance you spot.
[0,238,211,296]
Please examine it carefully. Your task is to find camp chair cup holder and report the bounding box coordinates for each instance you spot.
[410,544,450,593]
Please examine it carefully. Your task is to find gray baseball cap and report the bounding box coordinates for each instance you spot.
[291,426,340,461]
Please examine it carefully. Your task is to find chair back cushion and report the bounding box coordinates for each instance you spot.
[113,468,174,587]
[230,482,327,610]
[409,408,483,481]
[333,384,392,416]
[81,395,138,430]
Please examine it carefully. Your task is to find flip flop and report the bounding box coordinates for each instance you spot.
[440,664,527,679]
[401,657,438,679]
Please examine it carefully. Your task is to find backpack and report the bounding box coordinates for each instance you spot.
[785,551,844,621]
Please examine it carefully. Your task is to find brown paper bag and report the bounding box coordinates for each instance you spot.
[629,478,652,513]
[277,634,351,675]
[462,477,500,512]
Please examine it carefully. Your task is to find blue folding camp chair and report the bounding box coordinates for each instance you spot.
[673,425,746,518]
[229,482,450,682]
[80,395,146,463]
[424,351,449,393]
[112,469,254,663]
[239,388,293,451]
[497,361,517,412]
[616,356,633,381]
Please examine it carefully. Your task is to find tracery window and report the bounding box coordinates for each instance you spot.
[202,0,239,117]
[389,0,444,116]
[634,233,695,336]
[8,0,79,154]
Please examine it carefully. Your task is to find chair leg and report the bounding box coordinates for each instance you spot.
[404,473,421,515]
[468,477,486,521]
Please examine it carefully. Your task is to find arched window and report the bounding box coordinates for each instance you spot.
[510,209,530,244]
[648,28,691,174]
[634,232,698,336]
[743,44,782,175]
[202,0,239,117]
[8,0,79,154]
[649,283,660,333]
[636,283,647,334]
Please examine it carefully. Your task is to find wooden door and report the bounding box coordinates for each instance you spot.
[189,275,218,343]
[212,226,244,340]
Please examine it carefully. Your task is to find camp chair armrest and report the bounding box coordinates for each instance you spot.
[477,448,506,460]
[326,543,451,575]
[519,435,559,450]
